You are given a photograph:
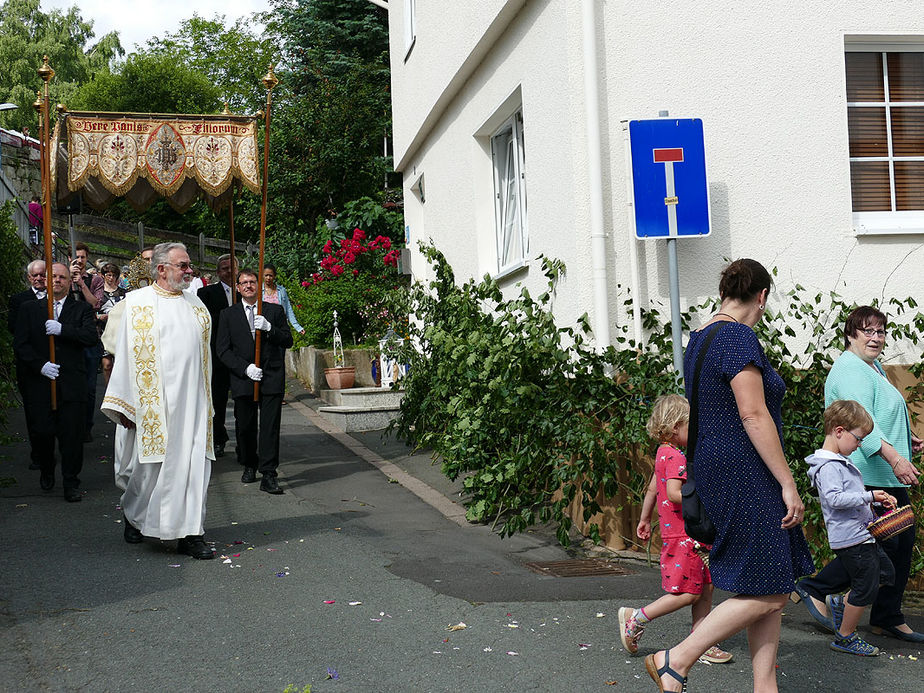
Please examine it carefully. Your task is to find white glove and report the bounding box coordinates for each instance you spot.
[252,314,271,332]
[45,319,62,336]
[245,364,263,381]
[41,361,60,379]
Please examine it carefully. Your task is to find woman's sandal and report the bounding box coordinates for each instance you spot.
[645,650,688,692]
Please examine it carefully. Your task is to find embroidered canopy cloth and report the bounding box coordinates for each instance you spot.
[52,112,261,212]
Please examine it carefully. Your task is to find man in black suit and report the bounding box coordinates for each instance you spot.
[7,259,46,333]
[9,260,47,470]
[197,254,237,457]
[14,262,97,501]
[217,269,292,494]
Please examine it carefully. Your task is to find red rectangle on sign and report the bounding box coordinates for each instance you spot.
[653,148,684,163]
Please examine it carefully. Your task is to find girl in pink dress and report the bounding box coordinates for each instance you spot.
[618,394,733,664]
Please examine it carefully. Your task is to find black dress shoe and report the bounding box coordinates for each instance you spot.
[260,475,283,495]
[241,467,257,483]
[123,515,143,544]
[177,535,214,560]
[214,443,225,458]
[40,471,54,491]
[63,487,82,502]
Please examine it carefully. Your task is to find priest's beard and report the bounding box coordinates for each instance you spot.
[167,274,192,292]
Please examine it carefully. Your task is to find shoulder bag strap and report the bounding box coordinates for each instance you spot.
[686,321,730,484]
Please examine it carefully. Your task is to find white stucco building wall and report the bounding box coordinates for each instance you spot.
[385,0,924,363]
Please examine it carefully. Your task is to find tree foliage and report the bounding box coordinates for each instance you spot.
[1,1,400,259]
[0,0,122,133]
[256,0,393,245]
[143,14,275,113]
[71,51,222,115]
[0,202,29,442]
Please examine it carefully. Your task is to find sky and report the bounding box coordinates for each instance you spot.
[41,0,272,52]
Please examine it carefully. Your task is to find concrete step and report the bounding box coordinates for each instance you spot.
[317,404,401,432]
[318,386,404,408]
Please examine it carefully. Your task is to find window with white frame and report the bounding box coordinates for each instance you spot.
[846,50,924,223]
[491,110,527,272]
[403,0,416,56]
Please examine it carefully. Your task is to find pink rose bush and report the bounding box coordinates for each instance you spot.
[290,227,407,346]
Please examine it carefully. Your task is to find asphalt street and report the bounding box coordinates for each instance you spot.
[0,377,922,692]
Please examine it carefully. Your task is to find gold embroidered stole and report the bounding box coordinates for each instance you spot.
[127,285,213,462]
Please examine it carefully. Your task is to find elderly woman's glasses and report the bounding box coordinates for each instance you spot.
[861,328,886,338]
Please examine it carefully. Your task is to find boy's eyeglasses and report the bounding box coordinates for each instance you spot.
[844,429,865,445]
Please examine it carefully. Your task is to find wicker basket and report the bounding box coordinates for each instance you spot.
[867,505,915,542]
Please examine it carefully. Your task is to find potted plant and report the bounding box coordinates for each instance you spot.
[323,310,355,389]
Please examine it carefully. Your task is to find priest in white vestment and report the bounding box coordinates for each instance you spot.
[101,242,216,559]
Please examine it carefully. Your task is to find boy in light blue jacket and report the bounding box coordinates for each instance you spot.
[796,400,897,656]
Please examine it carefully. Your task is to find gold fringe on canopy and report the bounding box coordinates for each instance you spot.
[52,111,260,213]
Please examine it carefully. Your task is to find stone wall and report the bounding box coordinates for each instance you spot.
[0,139,41,201]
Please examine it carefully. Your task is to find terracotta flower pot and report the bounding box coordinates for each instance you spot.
[324,366,356,390]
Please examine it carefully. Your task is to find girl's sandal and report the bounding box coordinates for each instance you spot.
[645,650,688,692]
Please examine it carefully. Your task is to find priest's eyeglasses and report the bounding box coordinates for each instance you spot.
[164,262,196,271]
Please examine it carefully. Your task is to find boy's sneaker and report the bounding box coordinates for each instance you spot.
[826,594,845,632]
[618,607,644,654]
[830,631,879,657]
[699,645,734,663]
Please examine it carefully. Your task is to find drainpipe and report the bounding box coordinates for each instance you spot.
[582,0,610,349]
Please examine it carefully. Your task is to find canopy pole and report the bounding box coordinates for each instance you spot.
[229,186,237,305]
[224,102,238,305]
[254,65,278,401]
[36,57,56,410]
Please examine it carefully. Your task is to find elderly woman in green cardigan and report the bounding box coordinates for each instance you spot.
[794,305,923,643]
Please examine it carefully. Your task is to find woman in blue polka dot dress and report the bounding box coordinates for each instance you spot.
[645,259,815,693]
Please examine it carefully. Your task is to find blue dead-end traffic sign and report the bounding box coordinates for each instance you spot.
[628,118,710,239]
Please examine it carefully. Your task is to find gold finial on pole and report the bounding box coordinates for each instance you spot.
[56,103,68,114]
[38,55,55,82]
[222,102,231,115]
[261,64,279,92]
[33,90,43,112]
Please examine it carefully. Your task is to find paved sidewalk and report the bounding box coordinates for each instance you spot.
[0,376,921,692]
